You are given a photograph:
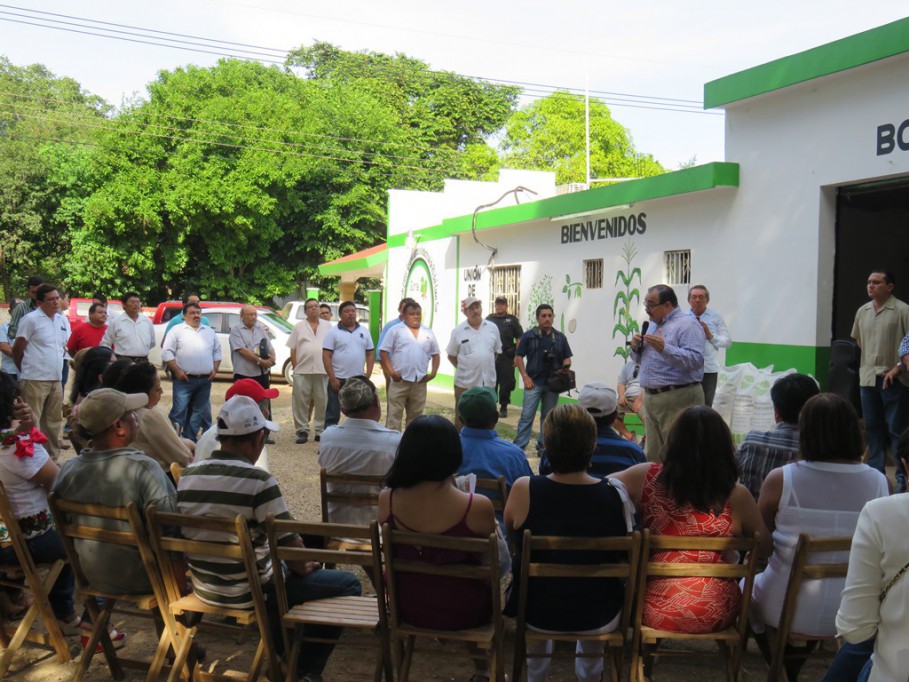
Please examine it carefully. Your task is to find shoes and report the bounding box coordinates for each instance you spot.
[296,433,308,444]
[265,437,276,444]
[498,406,507,418]
[82,628,126,652]
[314,435,321,442]
[58,615,83,636]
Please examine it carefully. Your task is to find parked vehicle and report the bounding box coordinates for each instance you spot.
[148,306,296,383]
[66,298,124,330]
[281,301,370,326]
[151,300,246,325]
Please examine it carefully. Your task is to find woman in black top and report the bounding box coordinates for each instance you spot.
[504,403,631,682]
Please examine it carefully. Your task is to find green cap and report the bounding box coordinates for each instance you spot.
[458,386,498,422]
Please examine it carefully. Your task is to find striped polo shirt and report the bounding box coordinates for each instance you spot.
[176,450,295,608]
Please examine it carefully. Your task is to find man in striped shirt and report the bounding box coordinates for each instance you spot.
[177,395,360,682]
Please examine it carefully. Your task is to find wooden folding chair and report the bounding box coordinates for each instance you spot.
[266,517,392,682]
[146,506,282,682]
[169,463,184,485]
[46,493,184,682]
[0,483,71,676]
[319,469,384,552]
[381,523,505,681]
[473,476,509,516]
[630,530,760,682]
[766,534,852,682]
[512,530,641,682]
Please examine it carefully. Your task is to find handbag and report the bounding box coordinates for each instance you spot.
[547,368,576,394]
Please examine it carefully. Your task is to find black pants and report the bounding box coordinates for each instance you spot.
[234,373,272,418]
[494,352,516,407]
[702,372,718,407]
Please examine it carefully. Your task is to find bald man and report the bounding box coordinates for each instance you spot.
[229,305,276,390]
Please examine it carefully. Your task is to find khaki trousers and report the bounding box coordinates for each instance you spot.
[642,383,705,462]
[385,379,427,431]
[18,379,63,461]
[453,385,468,430]
[291,373,328,436]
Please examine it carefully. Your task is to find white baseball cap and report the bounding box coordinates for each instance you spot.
[216,396,280,436]
[578,382,618,417]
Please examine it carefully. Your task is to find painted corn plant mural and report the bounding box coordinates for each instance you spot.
[613,240,642,359]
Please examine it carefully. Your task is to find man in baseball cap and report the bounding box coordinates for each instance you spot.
[446,296,502,428]
[75,388,149,440]
[539,382,645,477]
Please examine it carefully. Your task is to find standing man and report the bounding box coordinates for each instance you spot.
[101,291,154,363]
[486,296,523,417]
[6,276,44,343]
[12,283,70,459]
[322,301,374,428]
[447,297,501,427]
[161,302,221,442]
[853,271,909,492]
[379,301,440,430]
[686,285,731,406]
[513,304,572,453]
[66,303,108,354]
[164,294,211,336]
[229,305,275,388]
[630,284,705,462]
[1,302,18,380]
[287,299,331,444]
[319,304,333,322]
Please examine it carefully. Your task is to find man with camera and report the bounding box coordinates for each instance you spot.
[513,304,572,453]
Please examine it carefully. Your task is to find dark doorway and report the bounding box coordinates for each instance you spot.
[833,177,909,342]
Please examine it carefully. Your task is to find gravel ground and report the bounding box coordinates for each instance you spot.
[6,373,831,680]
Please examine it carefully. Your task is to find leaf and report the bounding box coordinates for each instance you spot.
[612,323,628,338]
[616,270,631,288]
[629,289,640,305]
[614,347,630,359]
[629,267,642,283]
[613,291,629,315]
[565,274,571,284]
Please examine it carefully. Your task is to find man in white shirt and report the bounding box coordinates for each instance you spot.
[287,299,331,444]
[161,302,222,442]
[379,301,440,430]
[318,376,400,526]
[446,296,502,427]
[686,285,732,407]
[13,283,70,459]
[101,291,155,363]
[322,301,375,428]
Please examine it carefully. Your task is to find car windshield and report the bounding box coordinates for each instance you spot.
[262,311,294,333]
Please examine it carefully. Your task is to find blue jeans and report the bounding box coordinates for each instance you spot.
[0,529,75,619]
[324,378,347,428]
[514,384,559,450]
[264,567,361,676]
[860,379,908,492]
[168,376,212,442]
[821,638,874,682]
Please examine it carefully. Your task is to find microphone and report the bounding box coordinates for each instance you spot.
[639,321,649,348]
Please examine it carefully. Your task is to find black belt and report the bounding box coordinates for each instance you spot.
[185,373,211,379]
[645,382,698,395]
[120,355,149,364]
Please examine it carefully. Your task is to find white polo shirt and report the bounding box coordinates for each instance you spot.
[287,319,331,375]
[379,323,440,382]
[16,309,70,381]
[323,323,374,379]
[161,323,221,375]
[446,319,502,388]
[101,313,155,357]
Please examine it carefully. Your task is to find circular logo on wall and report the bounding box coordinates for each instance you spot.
[402,248,439,327]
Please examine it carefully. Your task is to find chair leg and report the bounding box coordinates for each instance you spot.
[247,639,266,682]
[76,598,121,682]
[400,635,416,682]
[285,625,302,682]
[165,627,197,682]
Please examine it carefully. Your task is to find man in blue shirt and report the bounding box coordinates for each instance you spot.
[686,285,732,407]
[539,382,645,477]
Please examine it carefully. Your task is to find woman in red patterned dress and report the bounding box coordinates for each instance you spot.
[612,406,770,634]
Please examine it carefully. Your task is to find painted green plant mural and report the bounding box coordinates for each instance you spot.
[526,274,554,328]
[612,240,642,359]
[561,274,583,332]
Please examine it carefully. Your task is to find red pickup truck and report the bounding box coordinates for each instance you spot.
[151,301,245,325]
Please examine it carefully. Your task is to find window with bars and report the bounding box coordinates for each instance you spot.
[584,258,604,289]
[489,265,521,315]
[664,250,691,286]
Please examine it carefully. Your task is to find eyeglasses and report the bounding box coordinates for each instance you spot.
[643,300,662,309]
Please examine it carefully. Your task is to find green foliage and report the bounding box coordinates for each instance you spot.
[500,91,665,185]
[562,273,583,299]
[526,274,553,328]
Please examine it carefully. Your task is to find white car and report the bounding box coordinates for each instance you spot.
[281,301,370,326]
[148,307,298,383]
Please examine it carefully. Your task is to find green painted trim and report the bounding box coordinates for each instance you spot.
[388,163,739,248]
[318,248,387,276]
[455,235,461,320]
[704,17,909,108]
[726,342,830,389]
[367,290,382,348]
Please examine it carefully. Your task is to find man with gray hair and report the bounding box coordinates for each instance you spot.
[317,376,400,526]
[686,285,731,407]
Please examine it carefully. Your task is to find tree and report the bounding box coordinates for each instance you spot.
[500,91,664,185]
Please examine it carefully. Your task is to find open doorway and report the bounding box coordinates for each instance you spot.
[833,177,909,342]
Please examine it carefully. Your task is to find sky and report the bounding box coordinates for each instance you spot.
[1,1,907,170]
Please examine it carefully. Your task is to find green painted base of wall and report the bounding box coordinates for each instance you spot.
[726,342,831,389]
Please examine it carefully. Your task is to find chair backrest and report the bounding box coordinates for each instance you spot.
[381,523,502,633]
[517,529,641,636]
[0,481,41,576]
[474,476,509,513]
[319,468,384,524]
[634,530,760,638]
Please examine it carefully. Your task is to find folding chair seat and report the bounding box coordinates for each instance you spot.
[630,530,760,682]
[146,506,282,682]
[0,482,71,675]
[319,469,384,552]
[512,530,641,682]
[381,523,505,681]
[169,463,184,485]
[266,517,392,682]
[47,493,185,682]
[766,534,852,682]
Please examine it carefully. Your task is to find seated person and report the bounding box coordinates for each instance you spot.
[178,396,360,681]
[615,359,644,441]
[194,378,273,470]
[504,403,633,682]
[457,386,532,523]
[539,383,645,477]
[737,373,819,500]
[318,376,400,526]
[612,406,769,636]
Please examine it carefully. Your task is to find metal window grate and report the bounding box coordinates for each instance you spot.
[664,250,691,286]
[584,259,604,289]
[489,265,521,315]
